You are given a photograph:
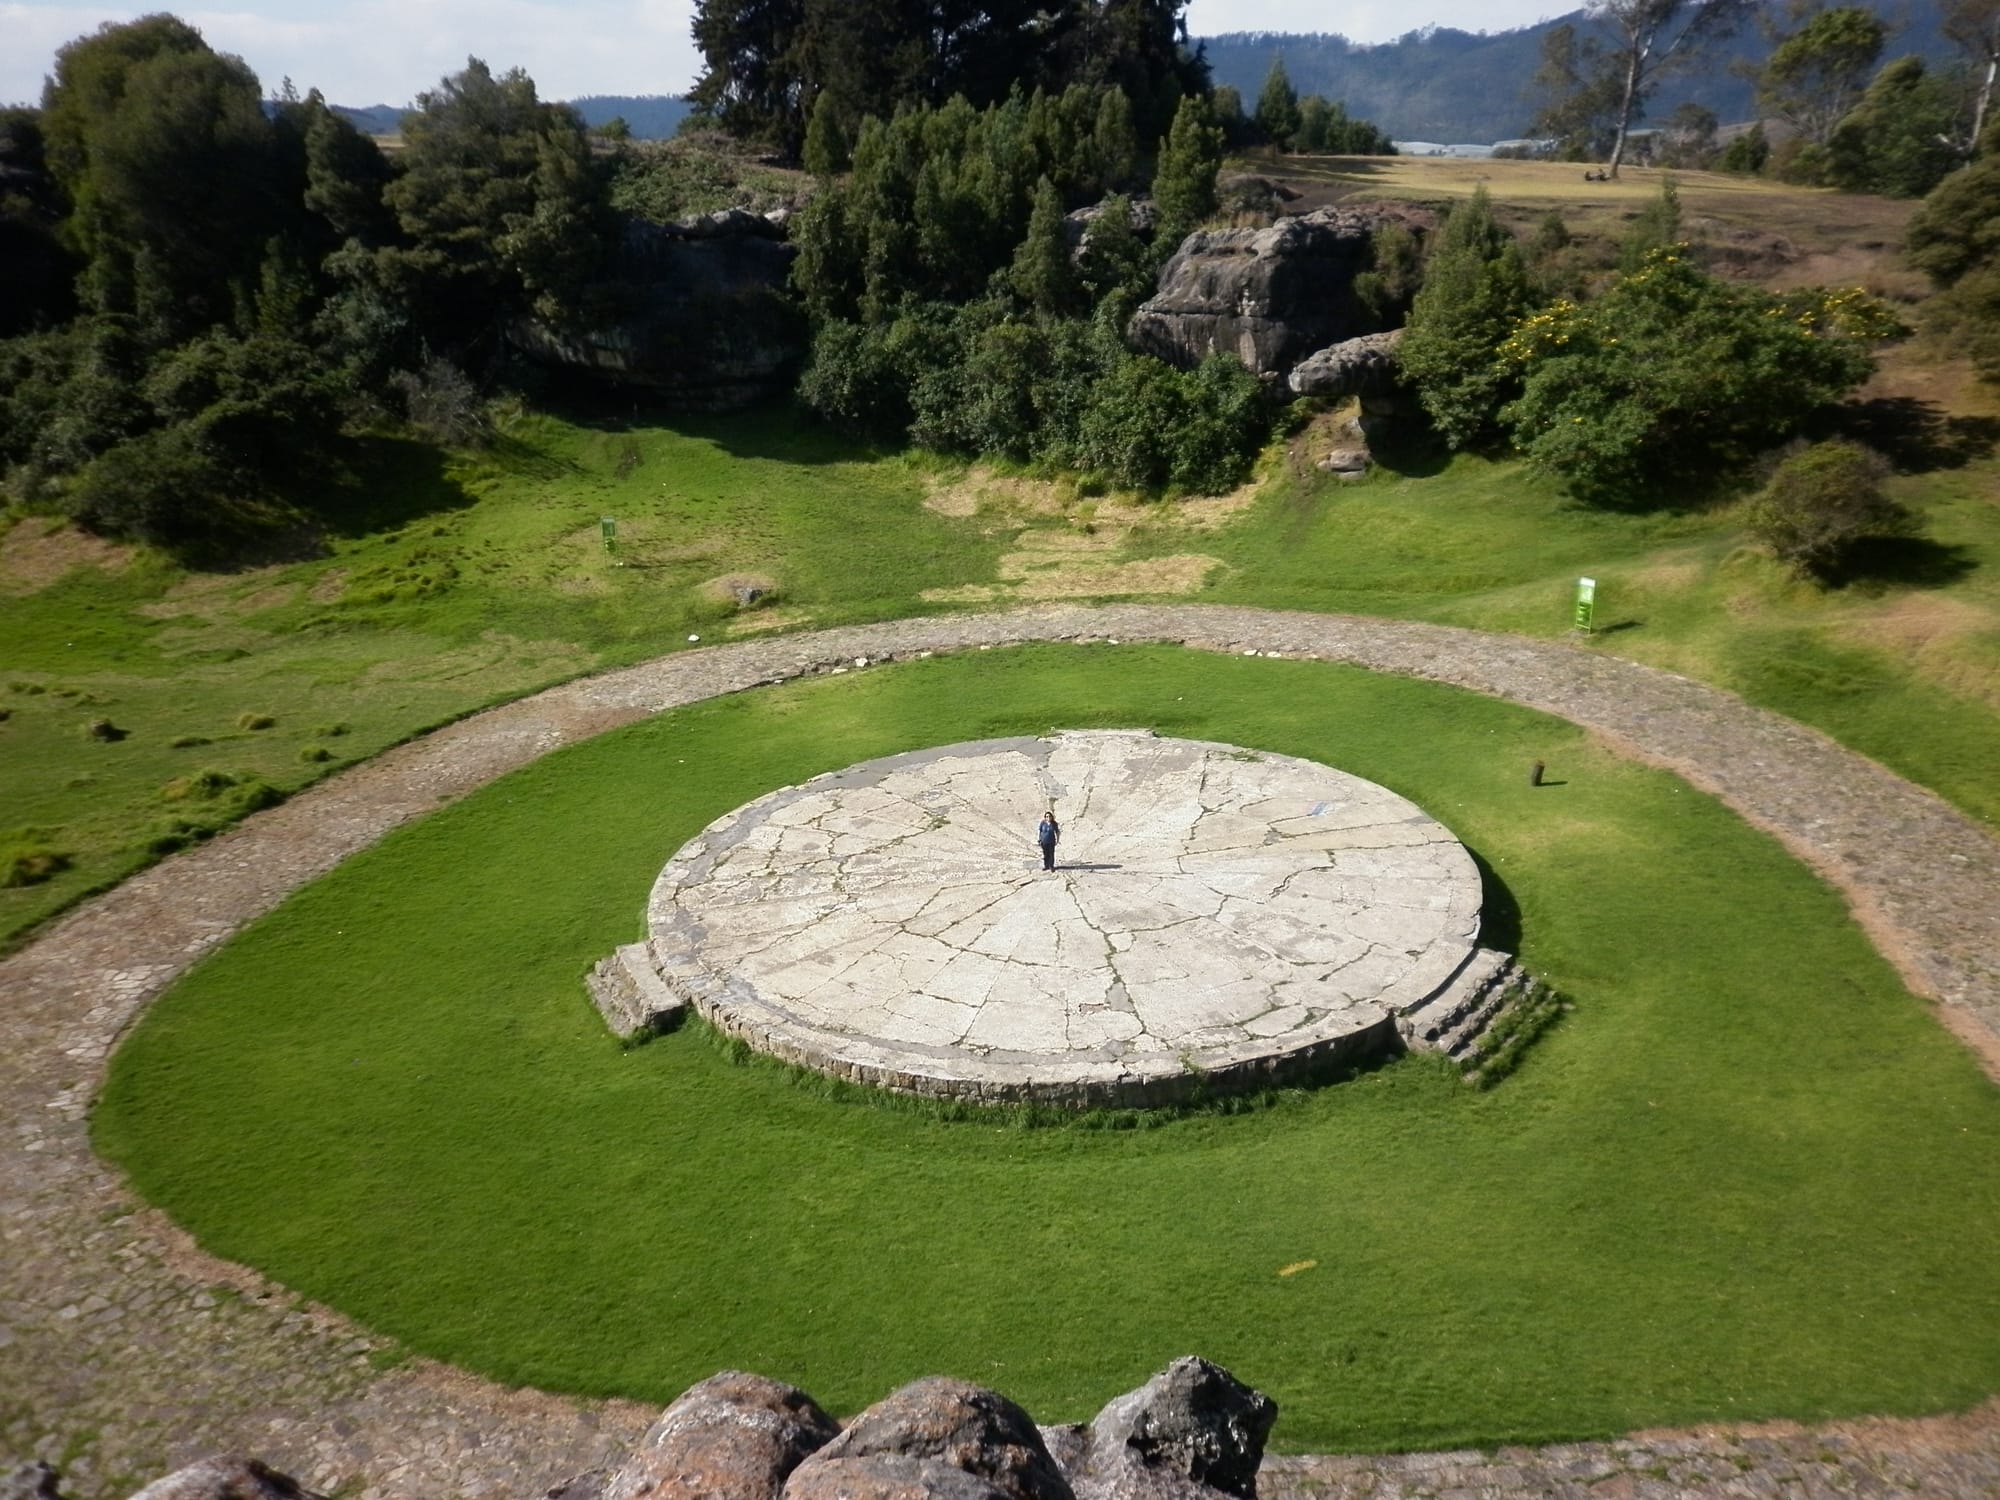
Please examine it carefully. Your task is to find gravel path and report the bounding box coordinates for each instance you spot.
[5,605,1997,1500]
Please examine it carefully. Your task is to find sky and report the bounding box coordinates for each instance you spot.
[2,0,1570,109]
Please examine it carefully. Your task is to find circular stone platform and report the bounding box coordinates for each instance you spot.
[643,731,1484,1105]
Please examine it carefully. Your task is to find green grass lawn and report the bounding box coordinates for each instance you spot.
[94,646,2000,1450]
[1173,446,2000,826]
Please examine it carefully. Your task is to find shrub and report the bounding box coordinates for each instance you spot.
[3,838,71,887]
[1499,250,1881,499]
[236,712,275,730]
[1744,439,1912,578]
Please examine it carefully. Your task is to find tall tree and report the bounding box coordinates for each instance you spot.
[1529,23,1625,161]
[1758,6,1887,147]
[376,59,609,345]
[689,0,809,149]
[1540,1,1753,178]
[40,16,285,339]
[1942,0,2000,154]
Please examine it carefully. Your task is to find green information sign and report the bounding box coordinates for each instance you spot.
[1574,576,1596,633]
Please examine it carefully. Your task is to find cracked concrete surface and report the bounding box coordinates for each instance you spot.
[642,733,1480,1102]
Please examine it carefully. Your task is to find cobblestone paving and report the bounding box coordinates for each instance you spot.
[5,605,1997,1500]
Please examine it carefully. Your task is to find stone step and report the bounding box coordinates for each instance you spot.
[585,941,687,1037]
[1436,973,1523,1059]
[1396,947,1513,1048]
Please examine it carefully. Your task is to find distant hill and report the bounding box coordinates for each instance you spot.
[566,95,693,138]
[332,104,406,136]
[331,95,691,140]
[1199,1,1960,144]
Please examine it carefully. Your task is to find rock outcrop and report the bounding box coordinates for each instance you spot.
[99,1361,1276,1500]
[1285,330,1404,400]
[1126,209,1400,383]
[512,215,806,410]
[126,1460,320,1500]
[1044,1357,1276,1500]
[799,1378,1072,1500]
[604,1371,837,1500]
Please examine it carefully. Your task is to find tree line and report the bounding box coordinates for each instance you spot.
[0,6,1412,543]
[0,16,614,553]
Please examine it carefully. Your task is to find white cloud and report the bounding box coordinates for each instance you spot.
[1184,0,1567,45]
[4,0,1564,111]
[3,0,704,107]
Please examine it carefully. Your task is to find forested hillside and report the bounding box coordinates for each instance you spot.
[1202,1,1964,141]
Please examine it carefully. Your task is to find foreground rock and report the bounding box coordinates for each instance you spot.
[106,1361,1273,1500]
[797,1378,1072,1500]
[512,215,805,409]
[1127,209,1414,383]
[1048,1358,1276,1500]
[126,1461,319,1500]
[605,1371,837,1500]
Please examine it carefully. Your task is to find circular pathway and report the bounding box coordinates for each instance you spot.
[647,732,1479,1103]
[4,604,1998,1500]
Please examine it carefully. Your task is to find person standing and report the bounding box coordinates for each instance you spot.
[1037,809,1060,872]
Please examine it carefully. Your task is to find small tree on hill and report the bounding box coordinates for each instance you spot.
[1826,56,1961,197]
[1255,58,1301,149]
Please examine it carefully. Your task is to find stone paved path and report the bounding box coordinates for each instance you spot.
[5,605,1998,1500]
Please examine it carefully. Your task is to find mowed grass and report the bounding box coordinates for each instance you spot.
[1143,443,2000,827]
[95,646,2000,1449]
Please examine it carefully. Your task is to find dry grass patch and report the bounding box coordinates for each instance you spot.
[0,520,136,598]
[919,465,1253,603]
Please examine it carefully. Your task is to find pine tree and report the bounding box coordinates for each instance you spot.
[1255,58,1301,149]
[1396,187,1537,450]
[1151,94,1223,251]
[1011,176,1081,317]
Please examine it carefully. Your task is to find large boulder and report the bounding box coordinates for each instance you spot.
[1286,329,1405,400]
[785,1457,1014,1500]
[512,216,806,410]
[605,1371,839,1500]
[1127,209,1401,383]
[1051,1358,1276,1500]
[794,1378,1072,1500]
[125,1460,319,1500]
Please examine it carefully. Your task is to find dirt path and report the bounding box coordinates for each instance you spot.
[4,605,1997,1500]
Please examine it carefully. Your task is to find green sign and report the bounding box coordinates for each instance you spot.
[1574,576,1596,632]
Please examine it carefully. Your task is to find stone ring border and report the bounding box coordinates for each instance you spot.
[7,603,2000,1499]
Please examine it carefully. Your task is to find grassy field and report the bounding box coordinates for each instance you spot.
[95,647,2000,1448]
[6,380,1999,948]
